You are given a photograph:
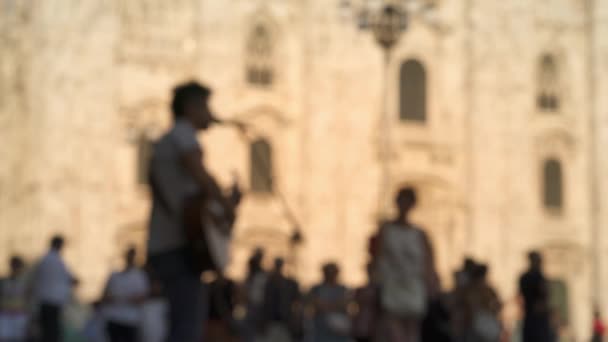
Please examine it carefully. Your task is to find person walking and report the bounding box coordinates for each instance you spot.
[375,187,440,342]
[592,310,605,342]
[519,251,555,342]
[0,256,29,341]
[32,235,78,342]
[463,263,501,342]
[206,273,237,342]
[308,263,351,342]
[260,258,301,342]
[352,263,378,342]
[102,247,149,342]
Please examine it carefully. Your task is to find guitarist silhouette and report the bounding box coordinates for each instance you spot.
[147,81,241,342]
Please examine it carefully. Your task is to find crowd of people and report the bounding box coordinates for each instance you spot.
[0,80,603,342]
[0,190,593,342]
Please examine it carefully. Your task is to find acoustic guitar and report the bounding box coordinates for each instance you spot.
[183,191,236,274]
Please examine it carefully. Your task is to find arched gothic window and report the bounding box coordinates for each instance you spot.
[136,133,154,185]
[246,24,274,87]
[538,54,560,112]
[543,158,563,210]
[399,59,427,122]
[250,138,273,193]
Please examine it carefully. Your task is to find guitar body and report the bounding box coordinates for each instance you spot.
[183,193,234,274]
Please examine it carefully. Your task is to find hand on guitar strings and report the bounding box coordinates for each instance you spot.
[229,171,242,206]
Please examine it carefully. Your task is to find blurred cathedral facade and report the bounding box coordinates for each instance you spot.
[2,0,608,338]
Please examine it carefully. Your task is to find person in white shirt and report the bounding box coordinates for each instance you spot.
[139,275,168,342]
[147,81,241,342]
[0,256,29,341]
[32,235,78,342]
[375,187,440,342]
[102,247,149,342]
[82,301,108,342]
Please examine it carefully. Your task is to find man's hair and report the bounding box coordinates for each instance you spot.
[464,257,476,272]
[472,263,488,280]
[396,186,417,206]
[50,235,64,250]
[170,81,212,119]
[126,245,137,259]
[322,262,339,274]
[528,250,542,263]
[9,256,24,269]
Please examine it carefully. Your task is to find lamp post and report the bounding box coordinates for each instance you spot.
[368,3,409,217]
[340,0,412,217]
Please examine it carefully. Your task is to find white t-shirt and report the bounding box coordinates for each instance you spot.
[0,313,28,340]
[82,312,108,342]
[33,250,74,306]
[139,298,168,342]
[248,273,268,306]
[378,223,425,281]
[148,119,201,254]
[0,275,28,311]
[103,268,150,326]
[377,224,427,317]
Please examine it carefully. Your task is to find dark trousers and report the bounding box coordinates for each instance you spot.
[523,314,555,342]
[39,303,61,342]
[148,248,207,342]
[107,321,138,342]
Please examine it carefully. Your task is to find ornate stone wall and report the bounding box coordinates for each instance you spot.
[591,0,608,334]
[1,0,607,338]
[0,0,36,262]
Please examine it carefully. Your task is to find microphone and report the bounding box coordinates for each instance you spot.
[211,117,250,133]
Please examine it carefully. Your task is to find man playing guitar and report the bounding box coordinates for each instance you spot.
[147,81,241,342]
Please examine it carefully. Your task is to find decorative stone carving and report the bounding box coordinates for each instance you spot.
[119,0,198,69]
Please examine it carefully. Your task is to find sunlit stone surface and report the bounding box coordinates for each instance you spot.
[1,0,608,339]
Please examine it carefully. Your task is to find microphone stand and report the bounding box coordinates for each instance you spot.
[220,121,304,275]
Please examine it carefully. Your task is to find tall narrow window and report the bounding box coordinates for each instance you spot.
[543,158,563,210]
[250,138,273,193]
[136,134,153,185]
[538,54,560,112]
[399,59,427,122]
[246,24,274,87]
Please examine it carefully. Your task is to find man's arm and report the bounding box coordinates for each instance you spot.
[182,150,240,211]
[60,259,78,287]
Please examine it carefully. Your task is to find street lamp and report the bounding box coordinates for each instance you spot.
[340,0,437,217]
[360,2,408,52]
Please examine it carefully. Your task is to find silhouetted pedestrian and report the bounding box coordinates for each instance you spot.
[375,187,440,342]
[308,263,350,342]
[352,263,378,342]
[519,251,555,342]
[82,301,107,342]
[139,273,168,342]
[102,247,149,342]
[0,255,29,341]
[592,309,605,342]
[206,273,237,342]
[32,235,78,342]
[242,248,267,342]
[462,263,501,342]
[260,257,300,342]
[454,258,477,290]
